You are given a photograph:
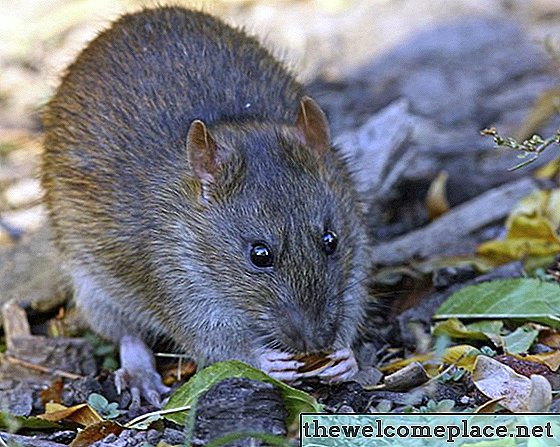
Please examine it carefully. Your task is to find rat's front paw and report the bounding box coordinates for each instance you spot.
[317,347,358,383]
[117,335,170,408]
[258,349,304,383]
[115,365,170,408]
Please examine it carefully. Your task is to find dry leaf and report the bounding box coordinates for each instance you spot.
[440,345,481,372]
[38,402,103,426]
[382,362,429,390]
[540,330,560,348]
[474,397,504,413]
[518,350,560,372]
[515,87,560,141]
[379,353,433,374]
[527,374,552,412]
[472,356,551,412]
[379,345,480,375]
[39,378,63,405]
[161,359,197,386]
[477,190,560,264]
[426,170,450,220]
[535,158,560,180]
[294,353,335,377]
[69,420,123,447]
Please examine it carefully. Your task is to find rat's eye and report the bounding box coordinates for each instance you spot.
[322,231,338,255]
[249,242,274,268]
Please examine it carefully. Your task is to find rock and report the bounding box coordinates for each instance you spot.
[3,178,42,208]
[0,225,70,316]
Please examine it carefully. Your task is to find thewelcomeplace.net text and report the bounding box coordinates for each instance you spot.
[302,417,554,444]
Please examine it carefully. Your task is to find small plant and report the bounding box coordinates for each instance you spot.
[480,346,497,357]
[87,393,120,419]
[419,399,456,413]
[481,127,560,170]
[403,399,456,413]
[439,366,466,383]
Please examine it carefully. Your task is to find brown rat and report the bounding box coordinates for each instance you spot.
[41,6,370,405]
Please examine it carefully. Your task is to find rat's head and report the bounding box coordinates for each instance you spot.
[180,97,369,355]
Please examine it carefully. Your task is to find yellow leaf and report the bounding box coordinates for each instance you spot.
[508,189,560,229]
[378,353,433,374]
[433,318,502,344]
[38,402,103,427]
[518,350,560,372]
[535,158,560,180]
[515,87,560,142]
[379,345,480,374]
[441,345,481,372]
[426,170,450,220]
[477,190,560,264]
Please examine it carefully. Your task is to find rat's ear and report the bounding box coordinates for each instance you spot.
[186,119,220,201]
[295,96,331,154]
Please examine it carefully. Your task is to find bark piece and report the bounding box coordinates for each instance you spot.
[370,177,539,266]
[193,378,287,447]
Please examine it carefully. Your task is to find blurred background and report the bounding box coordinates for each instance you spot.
[0,0,559,245]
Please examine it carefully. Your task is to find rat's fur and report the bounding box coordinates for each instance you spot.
[42,7,369,368]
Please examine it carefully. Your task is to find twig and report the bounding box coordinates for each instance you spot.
[3,354,83,380]
[125,405,191,429]
[481,127,560,171]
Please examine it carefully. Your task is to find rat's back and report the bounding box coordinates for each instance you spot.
[43,7,303,182]
[42,7,304,260]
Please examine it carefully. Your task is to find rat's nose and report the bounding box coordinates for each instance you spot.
[280,306,335,353]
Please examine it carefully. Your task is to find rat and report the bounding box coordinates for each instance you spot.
[41,6,370,406]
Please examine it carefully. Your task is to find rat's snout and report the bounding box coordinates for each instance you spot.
[278,303,336,354]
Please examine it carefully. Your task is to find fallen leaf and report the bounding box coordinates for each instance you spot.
[380,345,480,374]
[472,356,551,412]
[474,397,504,414]
[435,278,560,328]
[527,374,552,412]
[0,412,62,431]
[535,158,560,180]
[440,344,481,372]
[382,362,429,390]
[161,359,197,386]
[378,353,433,374]
[501,324,540,354]
[39,378,63,405]
[478,190,560,264]
[433,318,502,344]
[38,402,103,427]
[518,350,560,371]
[540,329,560,348]
[69,420,123,447]
[426,170,450,220]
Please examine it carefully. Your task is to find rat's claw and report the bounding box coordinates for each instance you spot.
[115,367,169,408]
[258,349,303,383]
[116,335,170,408]
[318,347,358,383]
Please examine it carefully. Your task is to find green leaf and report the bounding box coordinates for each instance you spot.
[435,279,560,328]
[433,318,503,342]
[87,393,109,411]
[163,360,323,427]
[0,412,62,431]
[502,325,540,354]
